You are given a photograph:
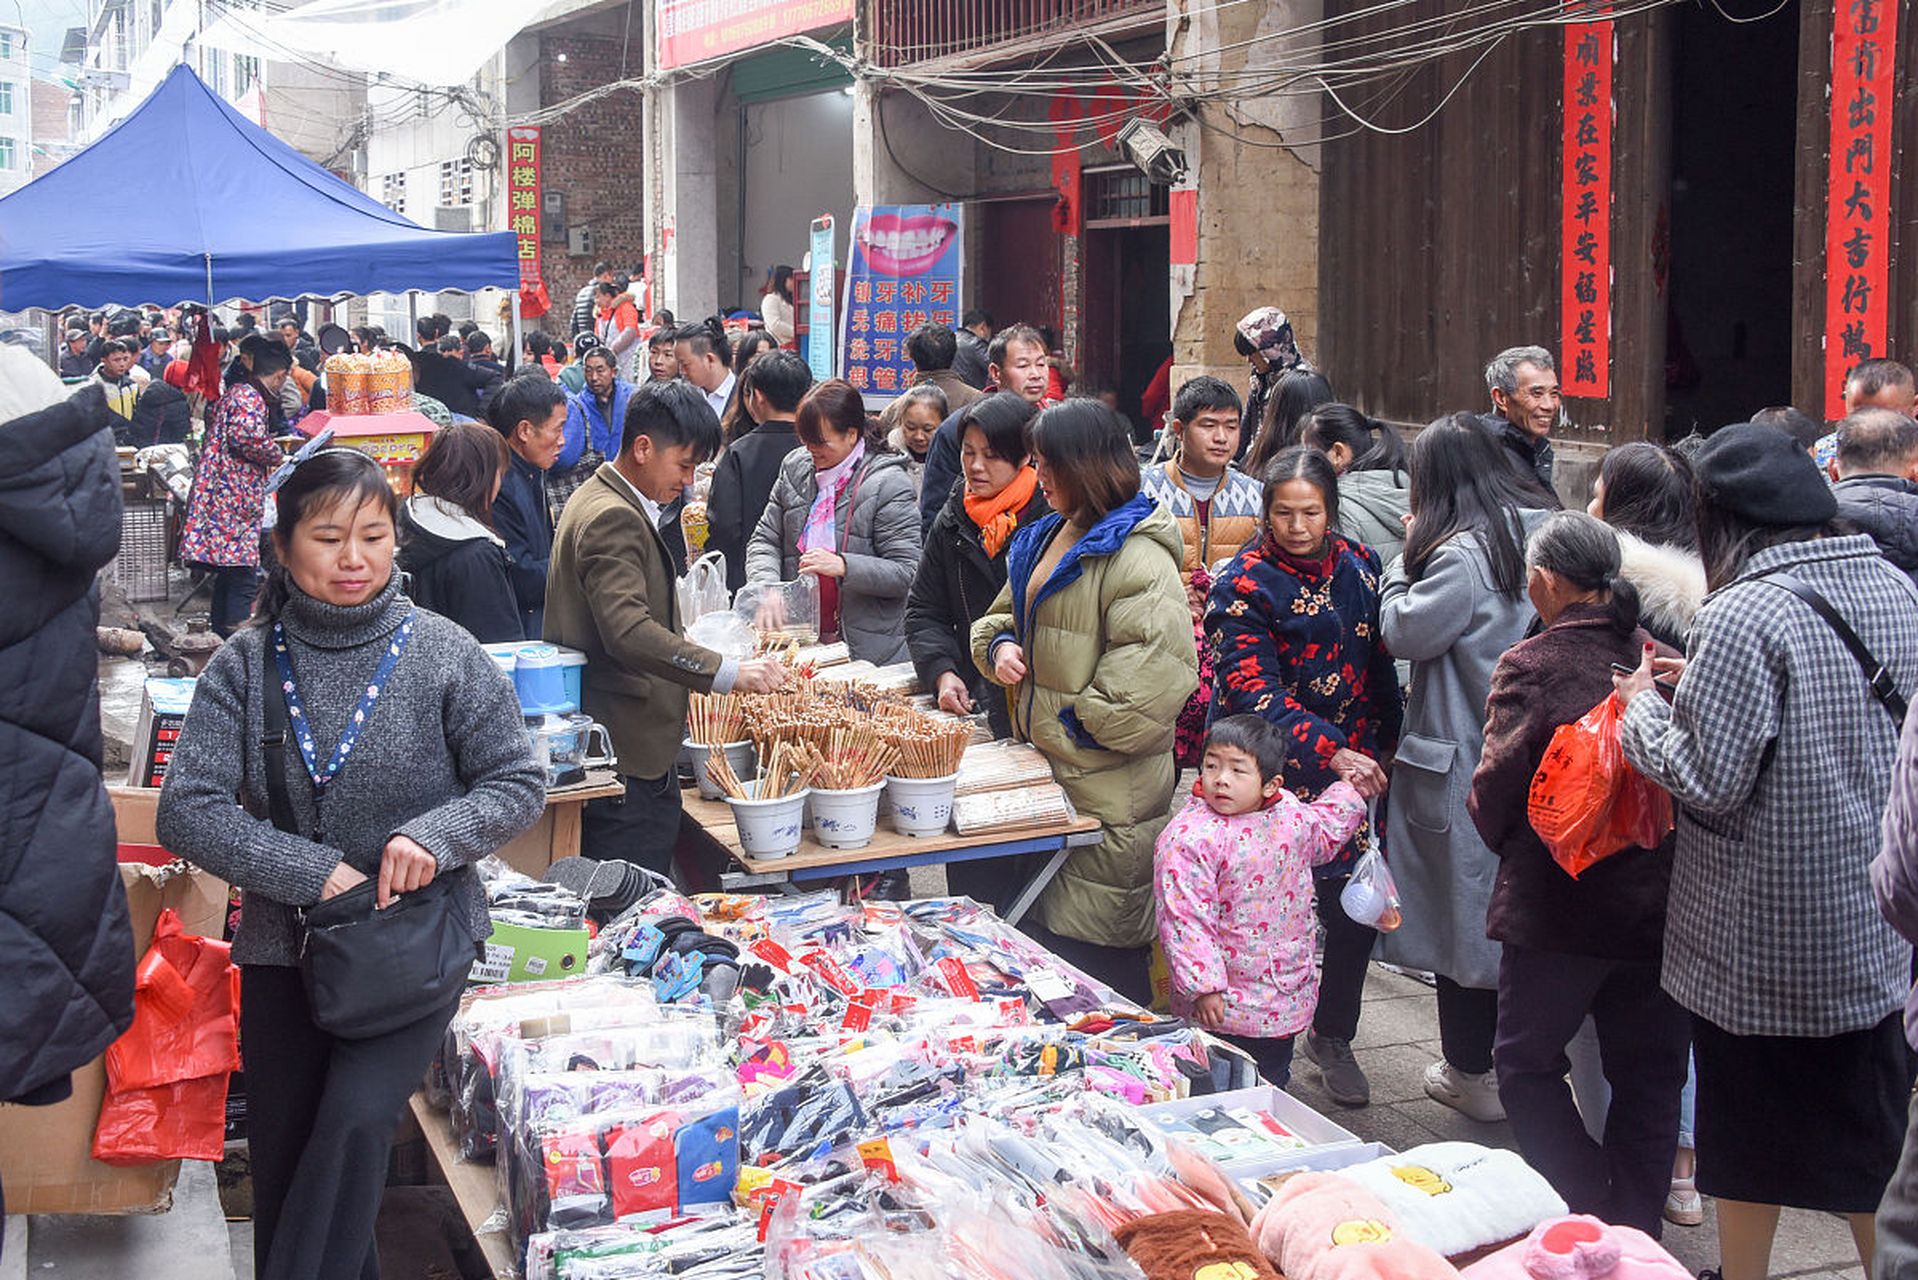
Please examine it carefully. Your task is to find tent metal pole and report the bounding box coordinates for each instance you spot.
[510,290,524,376]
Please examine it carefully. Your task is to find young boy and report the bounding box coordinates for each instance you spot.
[1154,715,1366,1086]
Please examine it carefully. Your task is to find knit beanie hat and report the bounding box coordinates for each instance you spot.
[1694,422,1837,526]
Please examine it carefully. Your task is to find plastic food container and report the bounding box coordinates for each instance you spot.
[808,781,886,850]
[884,773,958,838]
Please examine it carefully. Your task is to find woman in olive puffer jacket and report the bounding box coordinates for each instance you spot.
[972,401,1197,1004]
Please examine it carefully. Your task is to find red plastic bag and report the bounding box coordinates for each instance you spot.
[92,908,241,1165]
[1527,692,1675,878]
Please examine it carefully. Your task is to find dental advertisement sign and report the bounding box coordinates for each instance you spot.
[839,204,963,403]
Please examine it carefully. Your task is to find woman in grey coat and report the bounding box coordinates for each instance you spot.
[156,450,545,1280]
[1616,424,1918,1280]
[1379,413,1546,1125]
[746,378,921,664]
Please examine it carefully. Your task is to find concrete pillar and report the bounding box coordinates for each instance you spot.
[645,75,721,319]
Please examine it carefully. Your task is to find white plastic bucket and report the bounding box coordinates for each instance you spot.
[727,781,810,860]
[686,739,755,801]
[808,781,886,850]
[884,773,958,838]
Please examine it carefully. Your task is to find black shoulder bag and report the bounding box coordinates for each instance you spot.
[1755,571,1908,728]
[261,653,476,1040]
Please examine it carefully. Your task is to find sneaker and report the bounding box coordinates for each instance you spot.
[1664,1176,1705,1227]
[1422,1060,1506,1123]
[1303,1032,1371,1107]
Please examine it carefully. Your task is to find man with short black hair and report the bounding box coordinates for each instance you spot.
[673,320,736,418]
[545,380,787,872]
[707,350,813,592]
[953,308,992,389]
[901,322,983,417]
[465,329,507,395]
[1480,345,1561,496]
[572,261,615,338]
[1829,407,1918,586]
[919,323,1052,533]
[486,374,571,637]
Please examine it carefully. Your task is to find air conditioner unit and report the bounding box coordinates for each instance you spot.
[433,205,475,232]
[568,226,594,257]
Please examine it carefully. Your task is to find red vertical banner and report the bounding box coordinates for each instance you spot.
[1560,21,1614,400]
[1825,0,1898,419]
[506,126,550,319]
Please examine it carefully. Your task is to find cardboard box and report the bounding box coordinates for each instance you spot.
[0,859,228,1214]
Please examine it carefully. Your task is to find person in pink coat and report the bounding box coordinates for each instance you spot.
[1154,713,1373,1085]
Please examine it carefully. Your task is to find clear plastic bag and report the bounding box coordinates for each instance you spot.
[735,577,821,648]
[1339,811,1402,931]
[677,551,732,630]
[686,609,760,661]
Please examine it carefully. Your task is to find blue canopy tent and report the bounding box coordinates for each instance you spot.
[0,63,520,312]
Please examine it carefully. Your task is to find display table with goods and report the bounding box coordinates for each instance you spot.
[676,680,1100,921]
[403,867,1683,1280]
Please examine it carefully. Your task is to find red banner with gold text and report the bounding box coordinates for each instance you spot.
[1825,0,1898,419]
[1560,20,1613,400]
[506,126,549,319]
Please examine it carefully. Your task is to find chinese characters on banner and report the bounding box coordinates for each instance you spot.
[1560,21,1613,400]
[808,216,837,383]
[506,126,550,318]
[1825,0,1898,419]
[840,204,964,402]
[657,0,853,71]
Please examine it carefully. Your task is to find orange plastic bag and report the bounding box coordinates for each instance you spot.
[92,908,240,1165]
[1527,692,1675,878]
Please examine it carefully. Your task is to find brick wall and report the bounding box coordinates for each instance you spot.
[538,30,648,333]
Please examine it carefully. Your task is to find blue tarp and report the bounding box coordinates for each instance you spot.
[0,64,520,312]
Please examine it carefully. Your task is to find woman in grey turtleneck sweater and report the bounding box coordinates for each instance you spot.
[157,448,543,1280]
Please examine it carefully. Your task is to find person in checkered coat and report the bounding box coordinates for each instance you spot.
[1615,423,1918,1280]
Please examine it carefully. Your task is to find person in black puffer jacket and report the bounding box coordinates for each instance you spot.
[397,421,524,643]
[1830,407,1918,588]
[0,361,136,1132]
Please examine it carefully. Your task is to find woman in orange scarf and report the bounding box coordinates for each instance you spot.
[905,391,1048,908]
[907,392,1047,735]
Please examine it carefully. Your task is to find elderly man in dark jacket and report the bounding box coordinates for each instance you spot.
[1829,407,1918,587]
[0,367,135,1132]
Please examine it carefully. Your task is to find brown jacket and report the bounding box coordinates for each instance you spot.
[1468,602,1674,961]
[544,464,721,779]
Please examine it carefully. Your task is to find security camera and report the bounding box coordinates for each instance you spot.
[1118,119,1187,186]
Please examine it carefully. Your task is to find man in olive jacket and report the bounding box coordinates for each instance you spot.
[545,380,786,873]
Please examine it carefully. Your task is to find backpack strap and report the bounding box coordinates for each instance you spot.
[1754,570,1908,727]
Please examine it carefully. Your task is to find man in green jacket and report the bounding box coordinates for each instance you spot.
[545,379,785,873]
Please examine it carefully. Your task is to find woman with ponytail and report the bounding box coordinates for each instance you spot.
[1465,510,1686,1235]
[1300,404,1410,567]
[159,447,543,1280]
[180,335,295,634]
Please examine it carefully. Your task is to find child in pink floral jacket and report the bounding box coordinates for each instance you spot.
[1155,714,1368,1085]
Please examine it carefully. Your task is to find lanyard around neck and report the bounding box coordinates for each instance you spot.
[270,610,417,793]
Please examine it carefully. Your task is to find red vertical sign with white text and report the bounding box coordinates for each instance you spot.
[1825,0,1898,419]
[1561,21,1613,400]
[506,126,550,318]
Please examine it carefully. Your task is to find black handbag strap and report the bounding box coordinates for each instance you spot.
[1756,571,1908,726]
[261,657,305,838]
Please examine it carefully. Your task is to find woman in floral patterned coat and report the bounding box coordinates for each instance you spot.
[1204,445,1402,1106]
[180,338,292,635]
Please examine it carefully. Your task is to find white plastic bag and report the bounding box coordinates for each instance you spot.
[1340,804,1402,931]
[676,551,731,631]
[686,609,758,661]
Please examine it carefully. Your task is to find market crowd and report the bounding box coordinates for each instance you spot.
[14,268,1918,1280]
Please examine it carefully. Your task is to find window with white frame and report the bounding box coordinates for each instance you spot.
[438,157,473,207]
[0,82,13,115]
[0,32,14,60]
[381,171,407,215]
[0,138,15,170]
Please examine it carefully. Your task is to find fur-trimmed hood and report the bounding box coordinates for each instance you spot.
[1614,529,1706,649]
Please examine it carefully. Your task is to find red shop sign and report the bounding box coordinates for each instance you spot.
[506,126,550,319]
[1560,20,1614,400]
[1824,0,1898,419]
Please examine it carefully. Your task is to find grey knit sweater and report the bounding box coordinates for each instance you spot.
[156,571,545,966]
